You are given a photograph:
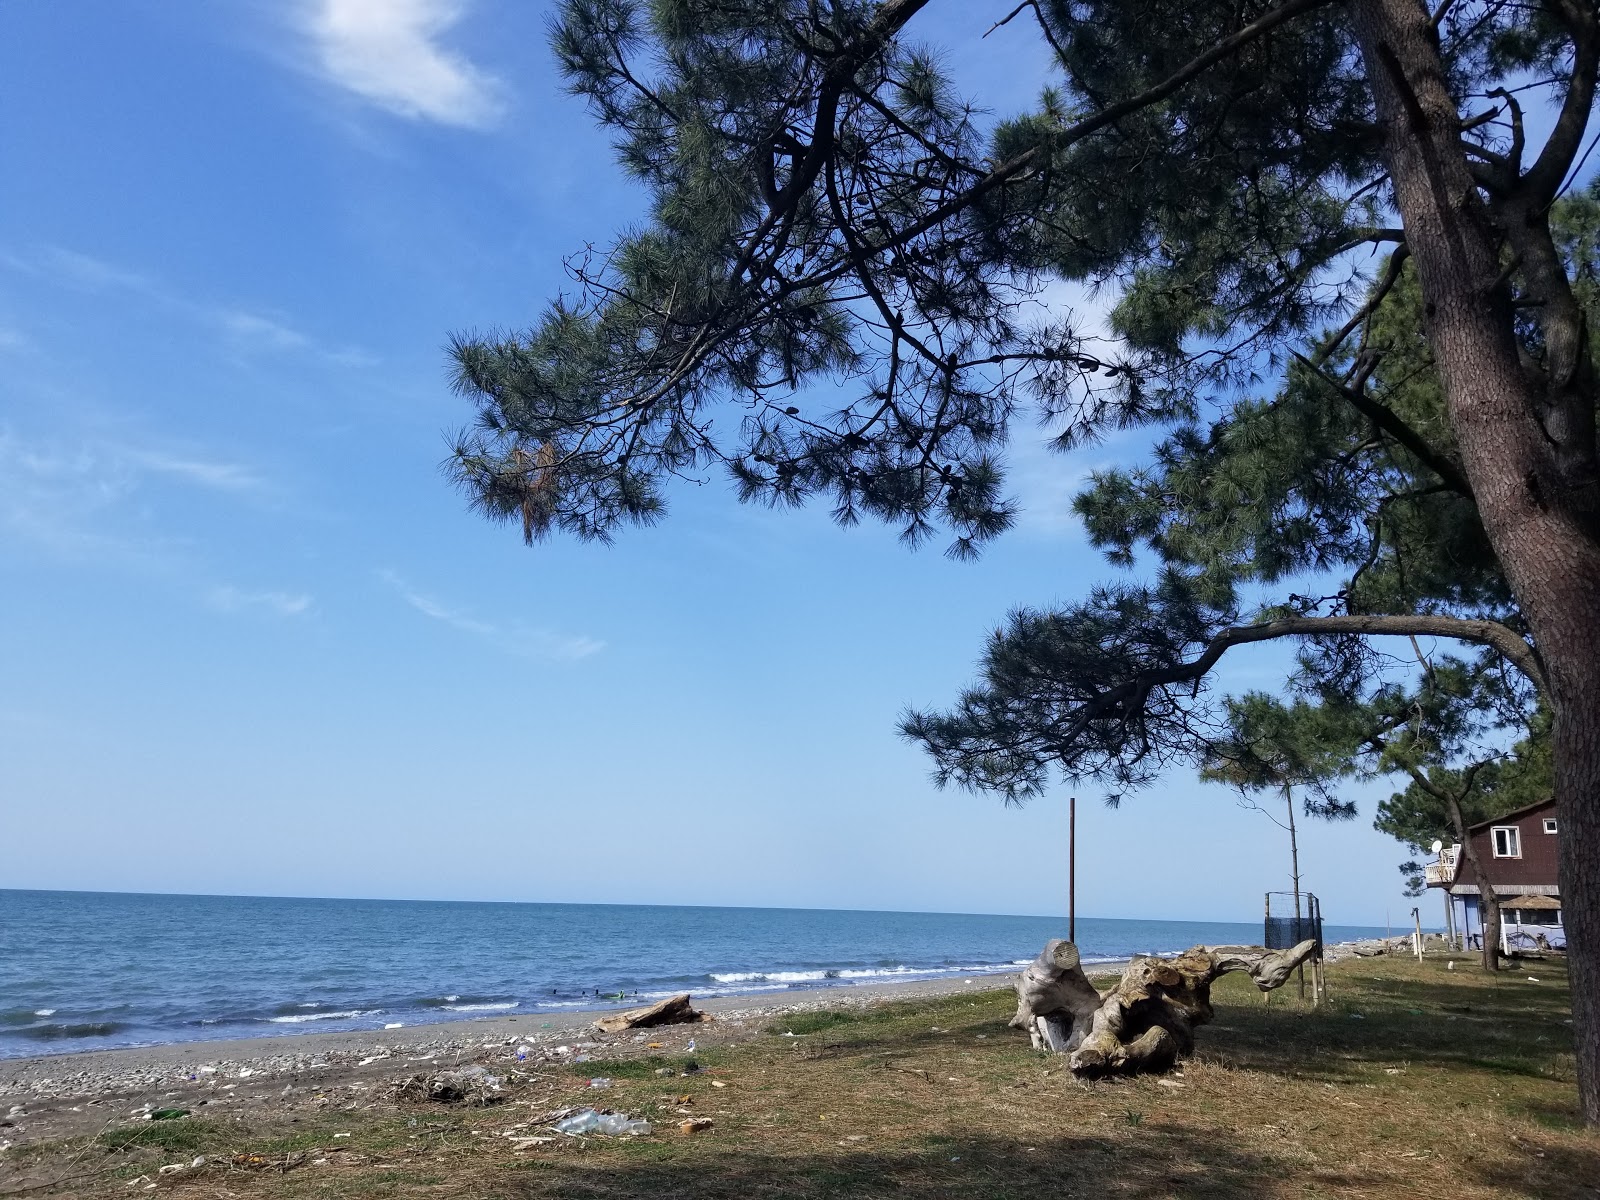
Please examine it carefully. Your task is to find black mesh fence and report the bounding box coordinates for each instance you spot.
[1264,893,1323,953]
[1264,915,1320,950]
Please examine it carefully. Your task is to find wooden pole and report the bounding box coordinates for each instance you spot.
[1263,892,1272,1005]
[1412,907,1424,961]
[1068,795,1077,943]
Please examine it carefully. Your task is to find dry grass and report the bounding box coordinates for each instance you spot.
[6,954,1597,1199]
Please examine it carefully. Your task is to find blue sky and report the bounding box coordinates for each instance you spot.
[0,0,1452,928]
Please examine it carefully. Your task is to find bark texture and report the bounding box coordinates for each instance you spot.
[1347,0,1600,1124]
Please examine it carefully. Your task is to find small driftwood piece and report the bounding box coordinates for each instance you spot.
[1068,940,1319,1078]
[1010,939,1105,1053]
[591,993,711,1034]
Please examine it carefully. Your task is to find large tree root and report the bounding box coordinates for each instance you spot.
[1012,939,1319,1077]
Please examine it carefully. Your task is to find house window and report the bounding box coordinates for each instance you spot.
[1544,818,1558,835]
[1492,826,1522,858]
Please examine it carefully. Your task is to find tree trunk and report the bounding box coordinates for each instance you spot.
[1070,941,1318,1077]
[1347,0,1600,1125]
[1443,789,1501,971]
[1010,938,1105,1053]
[1286,785,1306,999]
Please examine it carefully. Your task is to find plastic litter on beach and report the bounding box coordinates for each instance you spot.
[588,1077,613,1089]
[551,1108,651,1137]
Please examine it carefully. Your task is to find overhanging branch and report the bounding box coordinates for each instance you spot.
[1055,613,1547,753]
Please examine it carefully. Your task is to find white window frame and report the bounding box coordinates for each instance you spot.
[1492,825,1522,859]
[1543,817,1558,835]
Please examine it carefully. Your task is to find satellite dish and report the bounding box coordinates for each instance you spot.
[1431,839,1444,853]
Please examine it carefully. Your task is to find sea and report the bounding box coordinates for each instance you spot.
[0,890,1391,1059]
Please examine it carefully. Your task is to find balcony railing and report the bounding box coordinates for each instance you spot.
[1424,846,1459,886]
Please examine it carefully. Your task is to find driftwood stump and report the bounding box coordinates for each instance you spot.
[1012,939,1319,1077]
[1010,939,1105,1053]
[591,993,710,1034]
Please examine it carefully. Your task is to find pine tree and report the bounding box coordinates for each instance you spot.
[444,1,1600,1122]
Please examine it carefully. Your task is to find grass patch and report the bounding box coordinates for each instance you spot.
[96,1117,234,1155]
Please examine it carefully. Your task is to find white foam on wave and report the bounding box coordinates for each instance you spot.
[710,964,980,985]
[441,1001,518,1012]
[34,1009,56,1017]
[268,1009,375,1024]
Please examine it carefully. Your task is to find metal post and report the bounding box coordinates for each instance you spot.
[1068,795,1077,944]
[1412,907,1424,961]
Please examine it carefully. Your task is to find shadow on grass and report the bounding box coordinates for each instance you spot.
[1202,966,1575,1086]
[497,1128,1369,1200]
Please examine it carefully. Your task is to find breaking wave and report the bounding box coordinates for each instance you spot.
[266,1009,375,1024]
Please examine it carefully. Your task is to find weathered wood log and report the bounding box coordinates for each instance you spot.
[1066,940,1319,1078]
[591,993,711,1034]
[1010,939,1105,1053]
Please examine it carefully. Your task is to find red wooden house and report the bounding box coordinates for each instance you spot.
[1423,798,1563,951]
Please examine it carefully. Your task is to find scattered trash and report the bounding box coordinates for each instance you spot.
[678,1117,714,1135]
[1527,977,1541,983]
[686,1037,697,1052]
[385,1022,404,1029]
[646,1042,664,1049]
[588,1078,613,1089]
[654,1067,676,1076]
[516,1045,533,1061]
[149,1109,190,1121]
[1349,1013,1365,1020]
[683,1060,701,1074]
[1156,1079,1184,1089]
[711,1080,727,1089]
[394,1065,504,1106]
[552,1108,651,1136]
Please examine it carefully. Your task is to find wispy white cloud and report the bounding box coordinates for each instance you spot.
[125,449,264,493]
[218,310,312,352]
[0,429,266,563]
[208,585,314,618]
[303,0,504,128]
[380,569,604,660]
[0,245,367,363]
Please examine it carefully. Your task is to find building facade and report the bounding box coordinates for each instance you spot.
[1423,799,1564,950]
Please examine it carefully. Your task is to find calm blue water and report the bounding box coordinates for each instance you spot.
[0,890,1390,1058]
